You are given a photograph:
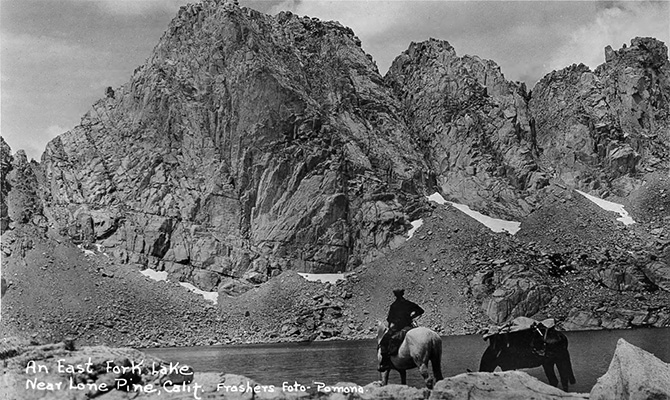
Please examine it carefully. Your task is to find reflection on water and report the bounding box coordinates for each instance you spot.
[144,327,670,393]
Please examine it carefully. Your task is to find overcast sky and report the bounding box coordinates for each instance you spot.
[1,0,668,160]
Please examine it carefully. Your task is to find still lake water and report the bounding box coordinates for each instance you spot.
[144,328,670,393]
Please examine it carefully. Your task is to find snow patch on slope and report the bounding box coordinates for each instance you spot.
[427,192,520,235]
[298,273,346,284]
[140,269,217,304]
[576,190,635,225]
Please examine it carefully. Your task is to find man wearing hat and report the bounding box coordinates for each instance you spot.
[378,288,425,372]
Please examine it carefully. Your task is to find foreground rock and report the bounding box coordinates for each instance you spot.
[590,338,670,400]
[430,371,587,400]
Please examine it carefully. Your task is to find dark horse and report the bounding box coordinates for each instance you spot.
[479,322,576,391]
[376,321,443,389]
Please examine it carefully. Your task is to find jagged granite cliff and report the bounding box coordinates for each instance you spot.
[0,137,45,234]
[1,1,669,345]
[386,39,546,218]
[530,37,670,198]
[40,4,434,292]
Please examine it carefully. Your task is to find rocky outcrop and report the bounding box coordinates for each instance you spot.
[1,144,46,233]
[39,3,433,292]
[0,337,191,400]
[468,257,553,324]
[465,230,576,325]
[641,260,670,292]
[482,272,551,324]
[562,307,670,331]
[0,136,12,232]
[530,37,670,198]
[386,39,547,219]
[217,270,367,342]
[430,371,587,400]
[590,338,670,400]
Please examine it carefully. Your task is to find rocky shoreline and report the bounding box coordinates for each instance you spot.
[2,336,668,399]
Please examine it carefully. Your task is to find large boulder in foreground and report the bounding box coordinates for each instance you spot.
[0,338,167,400]
[429,371,588,400]
[590,338,670,400]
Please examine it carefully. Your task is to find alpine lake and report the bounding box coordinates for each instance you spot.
[144,327,670,393]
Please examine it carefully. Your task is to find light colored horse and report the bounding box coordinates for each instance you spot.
[376,321,444,389]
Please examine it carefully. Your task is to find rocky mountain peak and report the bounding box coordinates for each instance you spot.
[402,38,458,63]
[386,38,545,218]
[388,38,519,100]
[603,37,668,69]
[2,2,669,331]
[530,37,670,197]
[36,1,434,292]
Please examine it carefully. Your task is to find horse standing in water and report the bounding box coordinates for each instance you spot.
[479,319,576,391]
[376,321,443,389]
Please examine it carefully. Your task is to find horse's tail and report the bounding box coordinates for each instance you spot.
[557,334,576,385]
[565,351,576,384]
[558,350,576,386]
[430,333,443,382]
[563,334,576,384]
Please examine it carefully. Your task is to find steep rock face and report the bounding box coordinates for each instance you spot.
[1,137,12,232]
[386,39,548,218]
[530,37,670,197]
[385,37,670,219]
[40,2,432,291]
[0,139,45,233]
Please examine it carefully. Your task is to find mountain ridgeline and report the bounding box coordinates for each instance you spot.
[2,1,669,336]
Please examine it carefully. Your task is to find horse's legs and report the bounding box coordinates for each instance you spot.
[556,350,576,391]
[399,369,407,385]
[418,363,434,389]
[542,362,559,388]
[380,370,390,386]
[479,346,498,372]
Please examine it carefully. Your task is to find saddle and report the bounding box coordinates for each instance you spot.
[484,316,558,357]
[388,325,414,356]
[483,316,555,339]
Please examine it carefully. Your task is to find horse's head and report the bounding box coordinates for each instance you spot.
[530,322,568,358]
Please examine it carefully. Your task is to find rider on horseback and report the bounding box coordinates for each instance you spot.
[378,289,424,372]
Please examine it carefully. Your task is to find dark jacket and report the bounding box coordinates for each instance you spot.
[387,297,424,328]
